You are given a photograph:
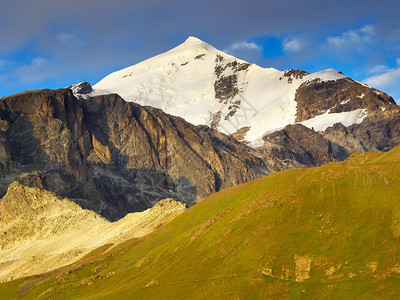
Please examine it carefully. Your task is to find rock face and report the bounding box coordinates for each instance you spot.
[68,82,93,98]
[295,77,396,122]
[255,107,400,169]
[0,88,268,221]
[279,69,310,83]
[258,124,349,168]
[250,76,400,169]
[321,111,400,153]
[1,85,399,220]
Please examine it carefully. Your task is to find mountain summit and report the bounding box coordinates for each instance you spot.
[84,37,395,143]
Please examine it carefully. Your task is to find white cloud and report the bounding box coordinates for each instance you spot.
[365,68,400,87]
[282,38,305,53]
[365,58,400,85]
[56,33,85,46]
[228,41,262,52]
[364,59,400,102]
[368,64,390,75]
[31,57,47,67]
[360,24,375,35]
[326,25,375,48]
[9,57,48,76]
[224,40,263,64]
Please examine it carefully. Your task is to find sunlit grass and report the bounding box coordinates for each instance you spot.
[3,146,400,299]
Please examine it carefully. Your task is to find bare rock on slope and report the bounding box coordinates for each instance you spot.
[295,77,396,122]
[258,124,349,168]
[255,80,400,168]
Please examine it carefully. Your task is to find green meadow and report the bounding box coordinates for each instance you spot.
[2,147,400,299]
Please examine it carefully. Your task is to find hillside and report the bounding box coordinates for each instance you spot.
[0,182,185,282]
[2,146,400,298]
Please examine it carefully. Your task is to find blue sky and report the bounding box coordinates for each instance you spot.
[1,0,400,101]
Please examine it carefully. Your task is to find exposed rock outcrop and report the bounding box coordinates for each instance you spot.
[251,76,400,168]
[321,111,400,153]
[68,82,93,98]
[279,69,310,83]
[213,54,251,127]
[1,75,400,221]
[258,124,349,168]
[256,107,400,169]
[295,78,396,122]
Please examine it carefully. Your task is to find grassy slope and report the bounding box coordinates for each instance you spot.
[2,148,400,299]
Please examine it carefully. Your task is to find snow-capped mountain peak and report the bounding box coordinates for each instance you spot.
[173,36,216,51]
[303,68,347,83]
[85,37,392,144]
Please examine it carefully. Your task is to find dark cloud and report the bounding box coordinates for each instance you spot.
[1,0,400,96]
[2,0,397,51]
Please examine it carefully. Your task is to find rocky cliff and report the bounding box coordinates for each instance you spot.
[294,77,396,122]
[257,108,400,169]
[252,76,400,169]
[0,89,268,221]
[257,124,349,168]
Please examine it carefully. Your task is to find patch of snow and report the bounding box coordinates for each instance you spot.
[340,99,351,105]
[357,93,365,99]
[303,69,347,83]
[300,109,367,132]
[248,137,265,148]
[354,80,371,88]
[69,82,89,99]
[381,107,387,111]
